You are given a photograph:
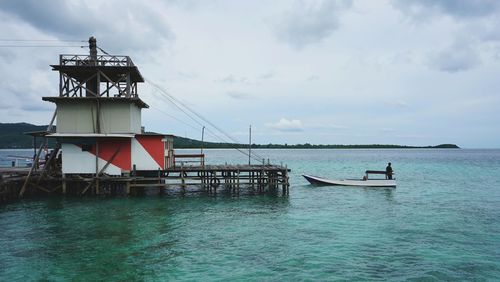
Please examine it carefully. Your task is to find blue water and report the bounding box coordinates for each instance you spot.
[0,149,35,167]
[1,149,500,280]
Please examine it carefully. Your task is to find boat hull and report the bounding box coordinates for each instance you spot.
[302,174,396,187]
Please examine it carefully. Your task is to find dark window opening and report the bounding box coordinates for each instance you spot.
[82,144,93,151]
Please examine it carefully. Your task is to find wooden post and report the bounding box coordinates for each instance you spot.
[248,125,251,165]
[19,109,57,197]
[158,168,162,195]
[261,170,265,192]
[95,178,100,195]
[237,170,240,195]
[95,140,99,195]
[201,126,205,155]
[181,171,186,191]
[62,173,67,195]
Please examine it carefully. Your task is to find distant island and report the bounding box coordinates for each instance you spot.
[173,136,459,149]
[0,123,460,149]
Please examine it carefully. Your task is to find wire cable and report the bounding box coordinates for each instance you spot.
[0,45,85,48]
[97,46,110,55]
[146,80,267,162]
[0,39,86,42]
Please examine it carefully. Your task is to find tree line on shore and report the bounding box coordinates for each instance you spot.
[0,123,459,149]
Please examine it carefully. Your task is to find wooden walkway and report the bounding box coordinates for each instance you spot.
[0,164,290,203]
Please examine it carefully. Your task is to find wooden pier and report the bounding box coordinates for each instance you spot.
[0,164,290,203]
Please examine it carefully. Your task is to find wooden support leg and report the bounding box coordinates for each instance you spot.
[81,180,94,195]
[62,173,67,195]
[95,176,100,195]
[237,171,240,195]
[181,171,186,194]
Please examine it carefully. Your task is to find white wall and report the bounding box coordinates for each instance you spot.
[129,104,142,133]
[130,138,161,170]
[56,100,142,134]
[57,102,96,133]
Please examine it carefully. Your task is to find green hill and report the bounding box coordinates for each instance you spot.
[0,123,460,149]
[0,123,53,149]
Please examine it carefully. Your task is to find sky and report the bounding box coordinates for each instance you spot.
[0,0,499,148]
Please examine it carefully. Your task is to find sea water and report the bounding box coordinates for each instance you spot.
[1,149,499,280]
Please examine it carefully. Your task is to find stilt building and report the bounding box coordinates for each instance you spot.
[0,37,289,201]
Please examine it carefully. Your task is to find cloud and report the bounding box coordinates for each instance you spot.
[273,0,352,49]
[385,100,409,108]
[3,69,55,112]
[226,91,253,100]
[215,74,250,84]
[258,71,275,80]
[428,44,480,72]
[0,48,16,64]
[266,118,304,132]
[0,0,175,53]
[307,75,320,81]
[393,0,500,20]
[465,17,500,43]
[307,123,349,130]
[379,128,396,133]
[393,1,500,72]
[176,71,198,80]
[218,72,274,85]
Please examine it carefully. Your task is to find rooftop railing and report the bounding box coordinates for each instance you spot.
[59,54,134,67]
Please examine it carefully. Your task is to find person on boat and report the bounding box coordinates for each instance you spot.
[386,162,393,180]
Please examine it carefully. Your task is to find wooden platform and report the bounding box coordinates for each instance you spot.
[0,164,290,203]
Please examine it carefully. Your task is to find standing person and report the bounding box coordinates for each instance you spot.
[386,162,393,179]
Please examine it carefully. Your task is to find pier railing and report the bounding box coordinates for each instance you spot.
[173,154,205,167]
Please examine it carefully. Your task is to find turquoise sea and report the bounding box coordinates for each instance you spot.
[1,148,500,280]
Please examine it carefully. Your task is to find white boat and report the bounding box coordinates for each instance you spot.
[302,174,396,188]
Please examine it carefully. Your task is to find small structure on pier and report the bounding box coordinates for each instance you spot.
[0,37,289,201]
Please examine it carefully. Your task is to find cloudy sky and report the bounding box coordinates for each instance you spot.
[0,0,499,148]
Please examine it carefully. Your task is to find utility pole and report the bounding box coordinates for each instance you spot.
[249,125,252,165]
[201,126,205,155]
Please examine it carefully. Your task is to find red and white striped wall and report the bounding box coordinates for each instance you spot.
[61,135,166,175]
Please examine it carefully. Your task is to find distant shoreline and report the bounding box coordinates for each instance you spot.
[0,123,460,150]
[1,146,461,150]
[172,136,460,149]
[173,143,460,149]
[0,143,461,150]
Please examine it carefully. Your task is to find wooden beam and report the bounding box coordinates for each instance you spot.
[19,110,56,197]
[29,182,51,193]
[81,181,94,195]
